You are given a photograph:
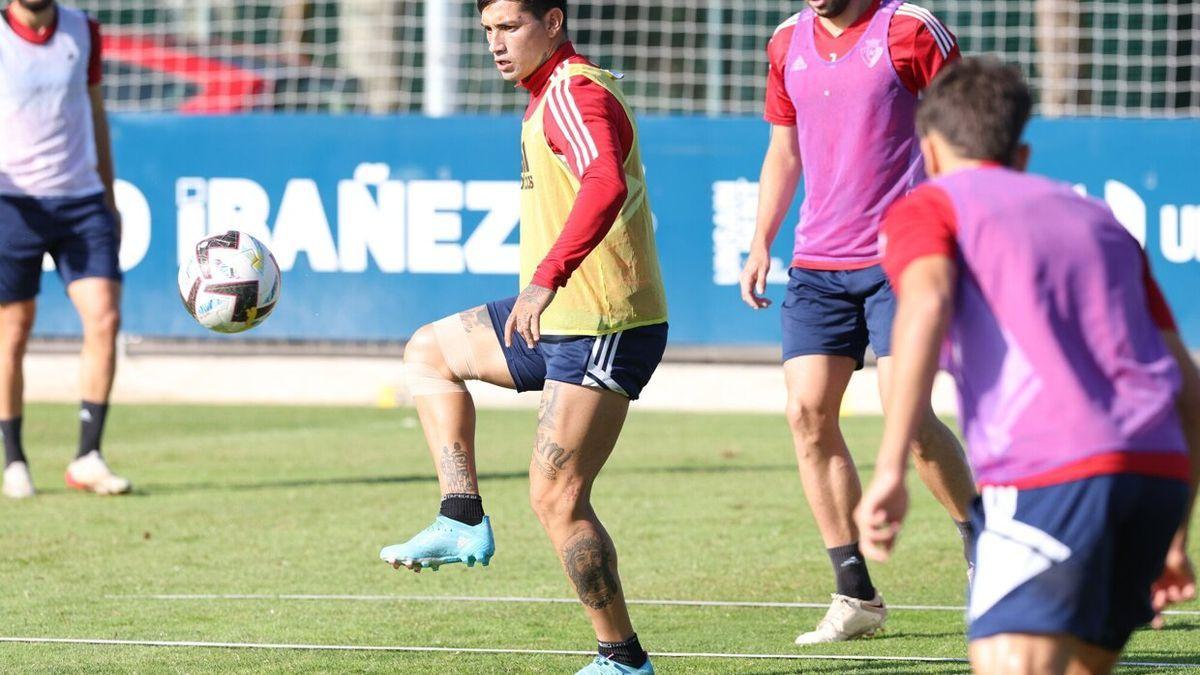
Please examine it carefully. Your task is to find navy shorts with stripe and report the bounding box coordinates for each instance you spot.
[0,193,122,303]
[486,296,668,400]
[968,474,1189,651]
[781,264,894,368]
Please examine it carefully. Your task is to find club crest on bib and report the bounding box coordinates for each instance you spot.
[861,39,884,68]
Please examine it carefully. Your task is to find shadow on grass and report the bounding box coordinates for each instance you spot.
[127,463,800,495]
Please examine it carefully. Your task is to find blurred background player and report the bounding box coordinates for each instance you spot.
[377,1,667,673]
[0,0,129,497]
[857,58,1198,675]
[738,0,978,644]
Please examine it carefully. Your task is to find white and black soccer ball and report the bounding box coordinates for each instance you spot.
[178,230,281,334]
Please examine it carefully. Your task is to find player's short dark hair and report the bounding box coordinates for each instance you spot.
[916,57,1033,164]
[476,0,567,32]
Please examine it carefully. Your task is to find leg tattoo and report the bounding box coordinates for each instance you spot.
[538,382,561,431]
[534,436,575,480]
[562,533,621,610]
[458,306,490,334]
[440,442,475,493]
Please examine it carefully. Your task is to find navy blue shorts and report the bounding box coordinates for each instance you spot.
[968,475,1189,651]
[0,193,122,303]
[486,297,668,401]
[780,265,895,368]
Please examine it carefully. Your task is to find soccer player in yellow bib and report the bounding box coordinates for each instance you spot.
[378,2,666,672]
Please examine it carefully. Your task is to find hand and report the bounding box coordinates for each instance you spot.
[854,469,909,562]
[739,247,772,309]
[504,283,556,349]
[1150,543,1196,629]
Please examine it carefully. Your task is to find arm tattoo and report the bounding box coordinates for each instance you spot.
[518,284,551,305]
[440,442,475,493]
[533,435,575,480]
[562,534,621,610]
[458,306,490,333]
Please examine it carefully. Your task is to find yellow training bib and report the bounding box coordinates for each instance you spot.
[519,63,668,336]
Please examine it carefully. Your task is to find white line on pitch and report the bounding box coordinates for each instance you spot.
[2,636,1198,669]
[105,593,1200,616]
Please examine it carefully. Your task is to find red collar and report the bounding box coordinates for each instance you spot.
[520,41,577,96]
[1,5,58,45]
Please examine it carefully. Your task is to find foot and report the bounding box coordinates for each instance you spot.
[795,593,887,645]
[2,461,35,499]
[575,656,655,674]
[65,451,132,495]
[379,515,495,571]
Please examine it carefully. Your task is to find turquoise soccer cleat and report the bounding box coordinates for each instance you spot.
[379,515,495,571]
[575,656,655,674]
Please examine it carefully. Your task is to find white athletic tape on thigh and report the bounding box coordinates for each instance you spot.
[404,361,468,396]
[433,314,481,381]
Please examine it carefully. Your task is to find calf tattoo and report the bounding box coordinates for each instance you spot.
[534,436,575,480]
[440,442,475,492]
[562,534,620,610]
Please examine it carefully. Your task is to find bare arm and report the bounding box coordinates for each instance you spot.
[89,85,119,229]
[739,124,802,309]
[1165,332,1200,545]
[1149,331,1200,624]
[856,255,957,560]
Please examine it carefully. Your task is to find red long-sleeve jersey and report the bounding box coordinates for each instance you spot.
[520,42,634,290]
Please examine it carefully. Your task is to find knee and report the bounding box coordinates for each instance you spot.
[910,411,958,462]
[529,479,584,529]
[786,399,838,449]
[84,307,121,341]
[0,310,34,356]
[404,324,444,369]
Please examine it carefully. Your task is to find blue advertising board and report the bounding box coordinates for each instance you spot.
[30,115,1200,347]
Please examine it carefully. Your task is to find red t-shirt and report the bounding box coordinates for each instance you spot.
[1,7,102,85]
[881,181,1179,332]
[521,42,634,290]
[765,1,959,126]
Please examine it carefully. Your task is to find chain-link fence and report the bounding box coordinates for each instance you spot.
[78,0,1199,117]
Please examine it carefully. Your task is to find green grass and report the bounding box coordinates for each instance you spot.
[0,403,1197,673]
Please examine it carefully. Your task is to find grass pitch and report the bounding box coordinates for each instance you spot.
[1,403,1197,673]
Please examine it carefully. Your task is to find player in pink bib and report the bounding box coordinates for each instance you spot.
[857,59,1198,674]
[740,0,978,644]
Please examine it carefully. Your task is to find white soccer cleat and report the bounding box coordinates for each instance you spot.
[65,451,132,495]
[2,461,35,499]
[795,593,887,645]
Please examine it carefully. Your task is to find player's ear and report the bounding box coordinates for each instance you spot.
[1011,143,1031,172]
[544,8,565,37]
[919,136,941,178]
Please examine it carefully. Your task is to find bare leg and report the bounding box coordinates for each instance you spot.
[0,300,35,421]
[528,381,635,643]
[877,356,976,522]
[784,355,861,548]
[66,279,121,404]
[403,306,514,497]
[970,633,1117,675]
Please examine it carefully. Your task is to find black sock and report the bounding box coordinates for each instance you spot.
[1,417,25,467]
[439,493,484,526]
[956,520,977,567]
[598,633,647,669]
[77,401,109,459]
[828,543,876,601]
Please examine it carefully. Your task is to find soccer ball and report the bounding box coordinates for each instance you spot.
[178,230,281,334]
